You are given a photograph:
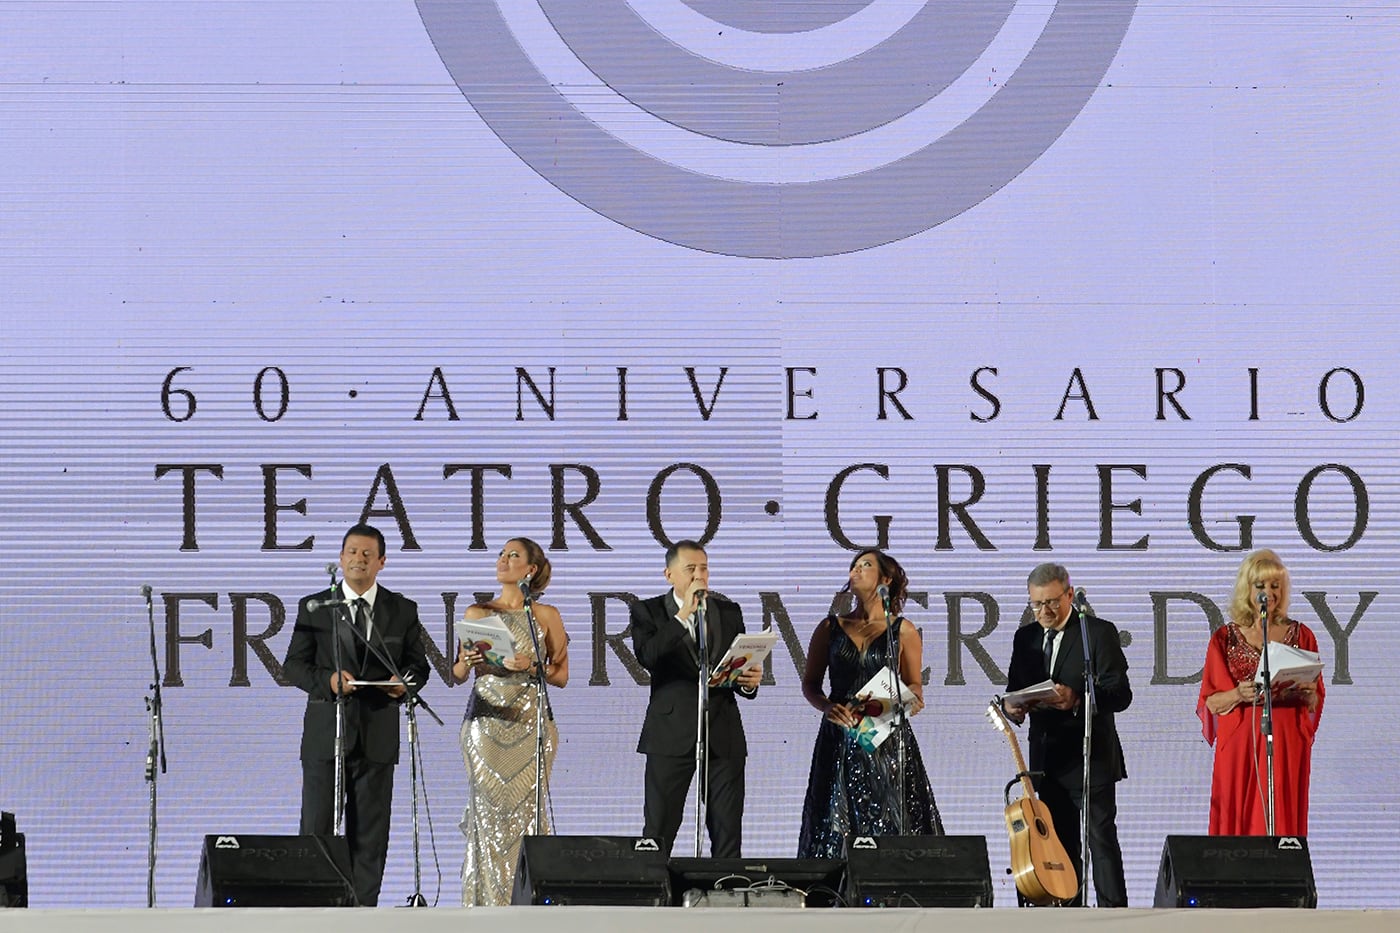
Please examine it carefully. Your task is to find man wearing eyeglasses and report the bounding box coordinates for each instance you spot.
[1003,563,1133,907]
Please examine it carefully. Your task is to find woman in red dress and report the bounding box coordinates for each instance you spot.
[1197,549,1324,835]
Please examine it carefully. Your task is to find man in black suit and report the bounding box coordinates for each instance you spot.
[1003,562,1132,907]
[283,523,430,906]
[631,540,760,857]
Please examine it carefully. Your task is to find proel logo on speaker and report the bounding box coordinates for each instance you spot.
[851,836,963,860]
[1202,838,1305,860]
[557,846,634,863]
[215,837,318,862]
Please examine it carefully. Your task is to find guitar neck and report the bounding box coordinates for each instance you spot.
[991,703,1037,798]
[1006,731,1035,796]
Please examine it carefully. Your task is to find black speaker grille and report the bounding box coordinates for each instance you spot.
[1154,835,1317,908]
[512,836,671,906]
[845,835,994,908]
[0,834,26,909]
[195,834,355,907]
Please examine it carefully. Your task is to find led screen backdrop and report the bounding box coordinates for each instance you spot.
[3,0,1398,909]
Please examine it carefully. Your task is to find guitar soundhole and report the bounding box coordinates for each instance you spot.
[1034,818,1050,837]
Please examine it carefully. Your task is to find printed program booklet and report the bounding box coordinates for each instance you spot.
[707,631,778,687]
[454,615,517,667]
[849,668,919,751]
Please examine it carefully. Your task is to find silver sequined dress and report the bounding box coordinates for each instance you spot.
[458,608,559,906]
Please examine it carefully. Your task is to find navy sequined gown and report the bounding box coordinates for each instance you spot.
[797,617,943,858]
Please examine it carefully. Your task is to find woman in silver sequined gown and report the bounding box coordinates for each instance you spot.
[451,537,569,906]
[797,550,942,858]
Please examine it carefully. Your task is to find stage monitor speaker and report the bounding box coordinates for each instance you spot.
[668,856,847,908]
[511,835,670,906]
[195,834,355,907]
[844,835,994,908]
[1154,835,1316,908]
[0,813,26,908]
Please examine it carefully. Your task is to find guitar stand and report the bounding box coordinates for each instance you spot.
[1003,771,1043,807]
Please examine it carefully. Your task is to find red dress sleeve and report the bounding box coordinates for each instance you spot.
[1196,625,1235,746]
[1294,622,1325,736]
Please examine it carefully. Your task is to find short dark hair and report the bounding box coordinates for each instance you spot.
[342,523,386,558]
[1027,562,1070,589]
[665,539,707,567]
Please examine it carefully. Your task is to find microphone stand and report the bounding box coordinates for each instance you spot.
[692,592,710,857]
[1257,593,1277,835]
[321,568,351,835]
[142,586,167,908]
[518,579,555,835]
[879,587,908,835]
[1075,591,1098,907]
[348,612,442,907]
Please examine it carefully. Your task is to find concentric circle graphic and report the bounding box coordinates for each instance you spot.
[416,0,1137,259]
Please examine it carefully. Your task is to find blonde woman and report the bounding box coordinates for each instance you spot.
[1197,549,1323,835]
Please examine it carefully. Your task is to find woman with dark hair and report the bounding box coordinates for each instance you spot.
[1198,549,1323,835]
[797,550,943,857]
[452,537,569,905]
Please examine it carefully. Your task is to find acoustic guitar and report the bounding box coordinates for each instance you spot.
[985,700,1078,906]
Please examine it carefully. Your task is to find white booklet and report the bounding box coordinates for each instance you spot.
[1254,642,1322,690]
[1002,678,1059,707]
[849,668,919,751]
[454,615,517,667]
[707,630,778,687]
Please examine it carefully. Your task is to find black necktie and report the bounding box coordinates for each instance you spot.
[1043,628,1058,674]
[353,598,370,665]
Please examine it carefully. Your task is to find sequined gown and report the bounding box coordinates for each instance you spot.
[459,608,558,906]
[797,619,943,858]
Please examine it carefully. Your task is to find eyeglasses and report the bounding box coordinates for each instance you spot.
[1028,590,1068,614]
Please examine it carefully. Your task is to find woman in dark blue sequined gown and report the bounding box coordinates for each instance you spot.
[798,550,943,858]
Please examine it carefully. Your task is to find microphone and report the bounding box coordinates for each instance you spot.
[876,583,896,630]
[140,583,153,602]
[1258,591,1268,612]
[694,588,708,617]
[1074,587,1092,616]
[307,595,348,613]
[518,573,533,599]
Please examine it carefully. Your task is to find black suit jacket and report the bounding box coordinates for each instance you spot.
[631,592,752,759]
[1006,613,1132,789]
[284,585,430,764]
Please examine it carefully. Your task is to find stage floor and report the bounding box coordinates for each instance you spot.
[2,907,1395,933]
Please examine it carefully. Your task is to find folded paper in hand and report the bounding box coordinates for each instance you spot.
[454,615,516,667]
[1254,642,1322,690]
[707,631,777,687]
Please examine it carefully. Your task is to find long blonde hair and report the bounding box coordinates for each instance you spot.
[1230,548,1290,627]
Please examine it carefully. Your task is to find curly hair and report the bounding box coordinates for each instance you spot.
[842,549,909,617]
